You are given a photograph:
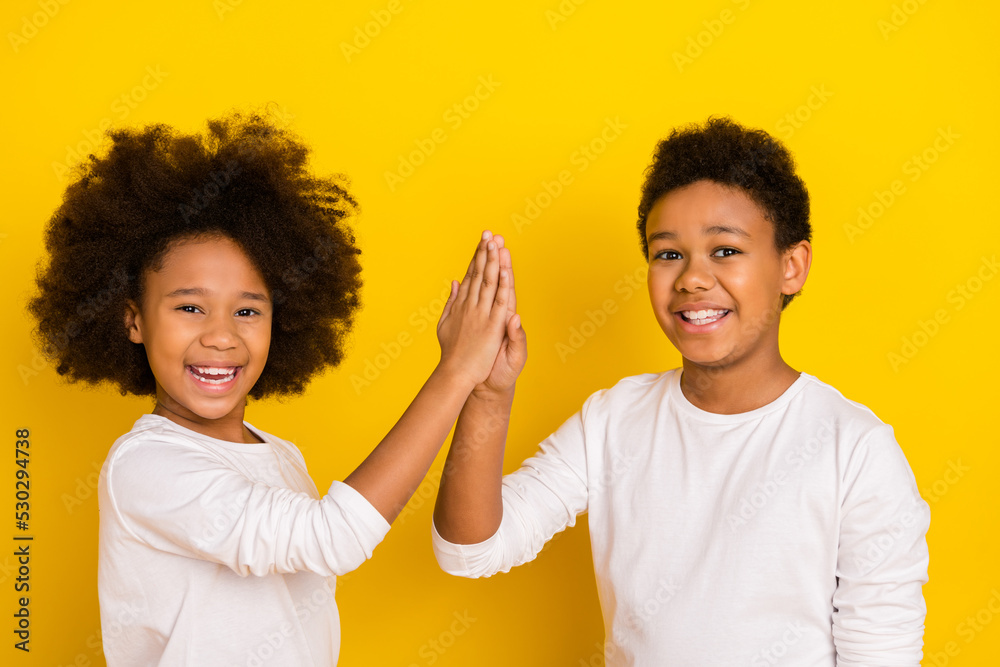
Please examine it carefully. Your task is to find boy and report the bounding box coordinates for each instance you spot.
[432,117,930,665]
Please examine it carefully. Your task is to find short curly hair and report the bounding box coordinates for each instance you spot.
[28,110,362,399]
[636,116,811,309]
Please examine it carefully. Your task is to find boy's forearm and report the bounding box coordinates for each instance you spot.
[433,387,514,544]
[343,362,477,524]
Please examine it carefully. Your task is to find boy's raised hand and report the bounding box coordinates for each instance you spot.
[436,231,513,391]
[472,234,526,398]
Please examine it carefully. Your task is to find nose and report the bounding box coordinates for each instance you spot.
[200,312,238,350]
[674,257,714,293]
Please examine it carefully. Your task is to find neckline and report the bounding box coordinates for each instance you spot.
[137,413,274,452]
[667,368,812,424]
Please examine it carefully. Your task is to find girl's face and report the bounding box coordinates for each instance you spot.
[125,235,272,440]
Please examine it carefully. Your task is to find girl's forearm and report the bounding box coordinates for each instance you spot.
[343,361,475,523]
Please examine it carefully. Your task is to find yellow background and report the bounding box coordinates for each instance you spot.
[2,0,998,665]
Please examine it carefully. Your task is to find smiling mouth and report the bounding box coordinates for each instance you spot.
[679,309,730,326]
[187,366,239,385]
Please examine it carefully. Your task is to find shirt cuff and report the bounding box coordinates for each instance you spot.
[326,480,392,550]
[430,518,502,578]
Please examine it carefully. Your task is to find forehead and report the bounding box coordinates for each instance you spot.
[147,236,269,294]
[646,180,772,242]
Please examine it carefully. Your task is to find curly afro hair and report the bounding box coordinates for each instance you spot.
[636,116,811,309]
[28,110,363,399]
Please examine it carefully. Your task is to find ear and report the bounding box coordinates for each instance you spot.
[124,300,144,344]
[780,240,812,296]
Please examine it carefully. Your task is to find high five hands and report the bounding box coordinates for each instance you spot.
[436,231,527,397]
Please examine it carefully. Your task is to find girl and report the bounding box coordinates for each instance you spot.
[28,111,522,665]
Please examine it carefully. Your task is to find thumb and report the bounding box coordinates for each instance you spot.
[437,280,459,329]
[508,314,526,347]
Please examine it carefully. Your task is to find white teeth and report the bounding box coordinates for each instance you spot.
[680,309,728,326]
[193,373,235,385]
[190,366,237,385]
[682,308,725,319]
[194,366,235,375]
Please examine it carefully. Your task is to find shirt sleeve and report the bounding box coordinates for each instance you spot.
[105,438,391,578]
[833,424,930,666]
[432,397,594,578]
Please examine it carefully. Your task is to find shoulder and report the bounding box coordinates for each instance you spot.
[107,415,197,464]
[103,415,296,485]
[790,374,915,477]
[792,373,890,434]
[107,415,214,464]
[101,416,220,526]
[103,416,222,494]
[577,370,675,420]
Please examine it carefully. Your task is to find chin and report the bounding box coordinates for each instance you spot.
[178,401,242,422]
[681,350,738,369]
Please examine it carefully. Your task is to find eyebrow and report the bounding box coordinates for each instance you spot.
[165,287,270,302]
[647,224,751,243]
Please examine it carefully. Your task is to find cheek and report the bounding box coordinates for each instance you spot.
[250,329,272,361]
[721,262,766,296]
[647,279,677,329]
[745,260,784,298]
[647,269,673,300]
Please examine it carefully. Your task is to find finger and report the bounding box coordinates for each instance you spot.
[509,313,523,336]
[458,232,490,304]
[500,246,516,316]
[507,313,527,357]
[466,231,492,305]
[437,280,459,329]
[457,235,485,298]
[478,238,501,306]
[490,264,511,323]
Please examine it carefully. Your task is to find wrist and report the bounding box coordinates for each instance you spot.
[470,383,516,404]
[431,358,480,395]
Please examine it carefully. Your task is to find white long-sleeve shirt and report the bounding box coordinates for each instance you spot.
[98,414,390,666]
[432,370,930,666]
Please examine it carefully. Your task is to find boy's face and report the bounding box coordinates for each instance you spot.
[645,180,809,370]
[125,235,272,434]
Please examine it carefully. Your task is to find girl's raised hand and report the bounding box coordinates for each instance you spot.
[436,231,513,391]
